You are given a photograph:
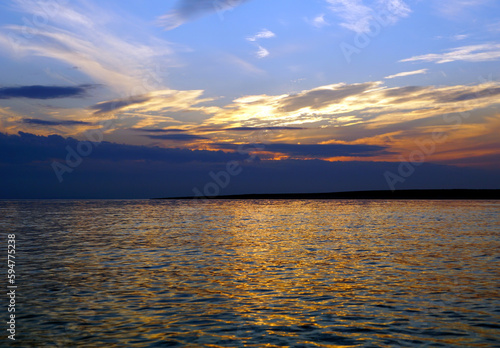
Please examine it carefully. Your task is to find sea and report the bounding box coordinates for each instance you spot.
[1,199,499,347]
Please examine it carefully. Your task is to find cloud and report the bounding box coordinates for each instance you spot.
[326,0,373,33]
[147,134,209,141]
[1,132,499,199]
[90,95,152,115]
[434,0,492,18]
[487,22,500,33]
[247,29,276,42]
[213,143,389,158]
[247,29,276,58]
[384,69,428,79]
[0,85,95,99]
[0,131,242,165]
[225,126,305,131]
[0,1,172,94]
[4,79,500,170]
[326,0,410,33]
[382,85,427,98]
[131,128,188,133]
[195,79,500,166]
[22,118,91,126]
[381,0,412,17]
[435,34,471,41]
[400,44,500,64]
[196,81,393,128]
[453,34,469,41]
[278,82,377,112]
[310,14,329,28]
[222,54,266,75]
[0,106,95,138]
[434,87,500,103]
[160,0,251,30]
[256,45,270,58]
[90,89,214,116]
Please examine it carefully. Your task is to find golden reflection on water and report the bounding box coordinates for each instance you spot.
[2,200,499,347]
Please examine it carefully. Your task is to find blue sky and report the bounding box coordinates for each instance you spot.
[0,0,499,197]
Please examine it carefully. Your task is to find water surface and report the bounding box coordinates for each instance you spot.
[1,200,499,347]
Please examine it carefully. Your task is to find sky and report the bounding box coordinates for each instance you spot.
[0,0,499,198]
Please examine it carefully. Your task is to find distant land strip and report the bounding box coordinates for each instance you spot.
[157,189,500,200]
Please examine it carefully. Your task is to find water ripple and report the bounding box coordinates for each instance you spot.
[1,199,499,347]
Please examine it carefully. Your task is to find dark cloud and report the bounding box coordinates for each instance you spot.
[437,87,500,103]
[22,118,91,126]
[279,83,375,112]
[440,152,500,169]
[147,134,209,141]
[162,0,251,29]
[0,132,243,165]
[1,132,499,199]
[90,95,151,114]
[383,85,500,105]
[213,143,389,157]
[0,85,95,99]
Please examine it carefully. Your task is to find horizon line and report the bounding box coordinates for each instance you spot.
[156,189,500,200]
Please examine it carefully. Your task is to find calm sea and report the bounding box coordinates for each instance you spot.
[1,200,499,347]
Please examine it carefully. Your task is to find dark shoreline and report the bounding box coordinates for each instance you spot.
[156,189,500,200]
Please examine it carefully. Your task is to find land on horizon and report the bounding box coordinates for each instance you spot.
[158,189,500,200]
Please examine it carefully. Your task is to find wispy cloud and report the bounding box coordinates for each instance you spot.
[453,34,469,41]
[198,80,500,139]
[90,89,215,117]
[247,29,276,42]
[256,45,270,58]
[4,78,500,167]
[0,1,172,94]
[310,14,329,28]
[326,0,410,33]
[222,54,266,75]
[487,22,500,32]
[435,34,470,41]
[434,0,492,18]
[400,43,500,64]
[384,69,428,79]
[318,14,330,28]
[247,29,276,58]
[326,0,372,33]
[159,0,251,30]
[225,126,305,131]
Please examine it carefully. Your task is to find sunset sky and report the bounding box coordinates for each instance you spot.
[1,0,499,198]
